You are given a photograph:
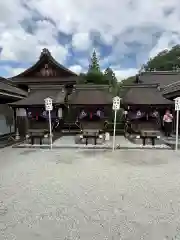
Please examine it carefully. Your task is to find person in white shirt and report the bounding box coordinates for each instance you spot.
[163,110,173,137]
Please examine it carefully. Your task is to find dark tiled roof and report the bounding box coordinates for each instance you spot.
[139,71,180,89]
[11,76,78,84]
[162,81,180,95]
[68,88,113,105]
[10,89,65,106]
[122,86,173,105]
[74,84,110,89]
[0,77,27,97]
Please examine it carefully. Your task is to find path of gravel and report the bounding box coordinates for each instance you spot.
[0,147,180,239]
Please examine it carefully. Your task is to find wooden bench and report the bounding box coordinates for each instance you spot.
[62,122,81,133]
[140,130,160,146]
[27,129,49,145]
[82,132,99,145]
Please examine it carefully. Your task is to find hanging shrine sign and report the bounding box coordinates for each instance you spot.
[112,96,121,151]
[44,97,53,150]
[175,97,180,151]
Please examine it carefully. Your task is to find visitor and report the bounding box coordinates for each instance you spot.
[163,110,173,137]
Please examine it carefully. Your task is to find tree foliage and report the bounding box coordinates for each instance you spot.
[104,67,117,86]
[118,76,136,97]
[88,50,101,74]
[144,44,180,71]
[79,50,119,90]
[104,67,118,95]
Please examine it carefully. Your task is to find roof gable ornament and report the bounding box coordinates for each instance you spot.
[40,48,51,59]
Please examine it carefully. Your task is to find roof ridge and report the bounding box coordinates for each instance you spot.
[141,71,180,75]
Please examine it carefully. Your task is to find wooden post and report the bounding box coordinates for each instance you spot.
[13,108,17,133]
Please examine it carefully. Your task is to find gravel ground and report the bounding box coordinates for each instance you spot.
[1,147,180,239]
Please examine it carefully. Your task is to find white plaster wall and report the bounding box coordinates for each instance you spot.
[0,105,14,136]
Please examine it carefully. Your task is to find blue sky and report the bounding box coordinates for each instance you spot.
[0,0,180,80]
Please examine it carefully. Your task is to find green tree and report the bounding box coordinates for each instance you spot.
[104,67,118,95]
[118,76,136,97]
[88,50,101,73]
[144,44,180,71]
[77,73,87,84]
[104,67,117,87]
[85,71,107,84]
[84,50,107,84]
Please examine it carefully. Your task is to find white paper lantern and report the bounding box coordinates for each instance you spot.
[175,97,180,111]
[44,97,53,111]
[113,96,121,110]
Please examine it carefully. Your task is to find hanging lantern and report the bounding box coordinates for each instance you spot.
[90,112,92,119]
[96,110,101,117]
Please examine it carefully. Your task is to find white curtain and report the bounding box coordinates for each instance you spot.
[16,108,27,117]
[58,108,62,119]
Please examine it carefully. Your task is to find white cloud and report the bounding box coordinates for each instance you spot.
[10,67,27,77]
[149,31,180,59]
[26,0,180,39]
[0,0,30,27]
[0,22,68,63]
[69,65,82,74]
[0,0,180,78]
[72,32,91,51]
[2,66,27,78]
[114,68,138,81]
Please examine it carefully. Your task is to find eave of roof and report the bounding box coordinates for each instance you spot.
[68,88,113,105]
[0,77,27,97]
[139,71,180,89]
[122,86,173,106]
[10,89,65,107]
[10,76,78,84]
[162,80,180,95]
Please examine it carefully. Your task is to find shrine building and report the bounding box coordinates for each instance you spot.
[8,48,113,137]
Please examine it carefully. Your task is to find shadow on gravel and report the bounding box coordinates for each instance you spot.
[20,150,37,155]
[120,157,169,166]
[80,149,110,156]
[56,158,73,164]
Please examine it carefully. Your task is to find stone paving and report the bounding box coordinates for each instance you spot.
[1,147,180,239]
[16,135,171,149]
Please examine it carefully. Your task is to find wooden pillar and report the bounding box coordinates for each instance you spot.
[172,109,175,134]
[16,108,28,137]
[13,108,17,132]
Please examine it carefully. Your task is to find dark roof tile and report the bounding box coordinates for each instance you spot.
[162,81,180,95]
[122,86,173,105]
[0,77,27,97]
[68,87,113,105]
[10,89,65,106]
[11,76,78,84]
[139,71,180,88]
